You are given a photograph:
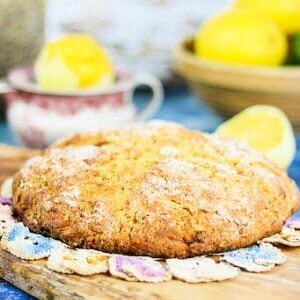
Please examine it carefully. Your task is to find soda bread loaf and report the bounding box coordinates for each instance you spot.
[12,121,299,258]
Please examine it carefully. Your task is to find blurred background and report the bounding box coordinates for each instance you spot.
[0,0,299,174]
[0,0,230,81]
[45,0,230,81]
[0,0,230,138]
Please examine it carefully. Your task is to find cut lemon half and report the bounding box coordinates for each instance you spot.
[216,105,296,168]
[35,34,115,91]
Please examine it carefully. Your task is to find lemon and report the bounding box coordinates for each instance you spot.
[35,34,114,90]
[235,0,300,34]
[216,105,296,168]
[195,11,287,67]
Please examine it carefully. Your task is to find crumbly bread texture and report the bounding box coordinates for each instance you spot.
[12,121,299,258]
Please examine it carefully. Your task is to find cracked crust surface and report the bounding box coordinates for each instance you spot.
[12,121,299,258]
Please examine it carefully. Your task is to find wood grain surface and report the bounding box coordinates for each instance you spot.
[0,144,299,300]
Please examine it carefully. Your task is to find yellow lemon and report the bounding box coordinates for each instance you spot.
[35,34,114,90]
[216,105,296,168]
[235,0,300,34]
[195,11,287,67]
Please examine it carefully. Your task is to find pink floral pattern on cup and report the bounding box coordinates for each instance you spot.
[0,66,163,148]
[6,91,126,114]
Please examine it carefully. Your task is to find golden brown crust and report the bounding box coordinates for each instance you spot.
[12,121,299,258]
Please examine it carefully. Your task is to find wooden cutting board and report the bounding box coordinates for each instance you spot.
[0,144,299,300]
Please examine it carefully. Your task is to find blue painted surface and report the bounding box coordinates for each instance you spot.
[0,282,34,300]
[0,88,299,298]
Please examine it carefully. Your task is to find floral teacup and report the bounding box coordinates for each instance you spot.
[0,66,163,148]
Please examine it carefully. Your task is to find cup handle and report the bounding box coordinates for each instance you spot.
[0,79,14,94]
[130,73,164,121]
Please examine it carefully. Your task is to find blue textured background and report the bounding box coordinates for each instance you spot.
[0,89,299,299]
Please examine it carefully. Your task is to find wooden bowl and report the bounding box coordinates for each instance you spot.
[174,38,300,132]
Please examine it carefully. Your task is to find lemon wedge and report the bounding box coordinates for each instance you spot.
[35,34,115,90]
[216,105,296,168]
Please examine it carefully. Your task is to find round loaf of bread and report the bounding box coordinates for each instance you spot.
[12,121,299,258]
